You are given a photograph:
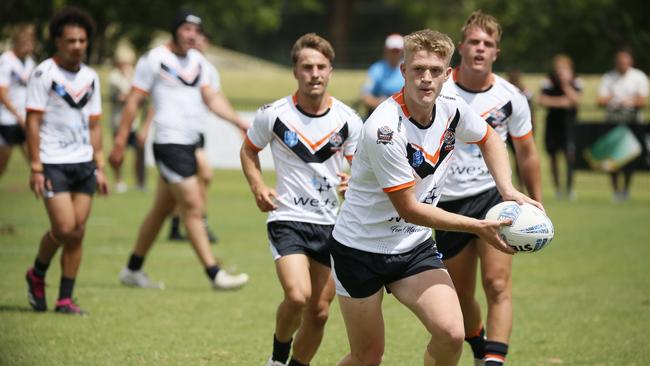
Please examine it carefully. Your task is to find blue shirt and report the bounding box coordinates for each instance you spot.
[362,59,404,98]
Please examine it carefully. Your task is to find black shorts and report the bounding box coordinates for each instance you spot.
[43,162,96,197]
[152,143,197,183]
[0,124,26,146]
[544,116,576,155]
[330,237,444,298]
[435,187,503,260]
[267,221,333,267]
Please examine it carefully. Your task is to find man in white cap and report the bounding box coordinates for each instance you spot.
[360,33,405,117]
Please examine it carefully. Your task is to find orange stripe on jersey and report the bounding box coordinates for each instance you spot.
[480,103,503,118]
[511,130,533,141]
[345,155,354,163]
[383,180,416,193]
[26,108,45,113]
[286,121,343,151]
[485,354,506,362]
[391,89,410,118]
[245,136,263,153]
[89,114,102,122]
[132,86,150,96]
[409,111,455,166]
[467,126,493,145]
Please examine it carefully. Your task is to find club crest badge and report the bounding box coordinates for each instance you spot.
[329,132,344,149]
[443,129,455,144]
[376,126,394,145]
[284,130,299,148]
[411,150,424,168]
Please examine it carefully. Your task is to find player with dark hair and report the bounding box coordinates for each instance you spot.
[242,33,362,366]
[24,6,107,315]
[0,23,36,177]
[110,10,249,290]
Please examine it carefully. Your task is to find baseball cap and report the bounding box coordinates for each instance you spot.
[171,10,202,35]
[385,34,404,50]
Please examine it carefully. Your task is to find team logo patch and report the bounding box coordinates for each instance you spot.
[376,126,394,145]
[284,130,299,147]
[411,150,424,168]
[34,70,42,78]
[329,132,344,149]
[53,83,67,97]
[443,129,455,144]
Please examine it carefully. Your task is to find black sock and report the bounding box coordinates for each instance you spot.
[127,254,145,271]
[465,325,486,360]
[58,277,75,300]
[171,216,181,232]
[272,334,292,364]
[485,341,508,365]
[33,259,50,278]
[205,265,220,281]
[288,358,308,366]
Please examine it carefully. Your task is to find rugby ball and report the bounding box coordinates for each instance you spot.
[485,201,554,253]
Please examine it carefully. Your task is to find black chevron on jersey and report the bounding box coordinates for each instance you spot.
[50,80,94,109]
[160,63,201,87]
[406,108,461,179]
[272,118,349,164]
[485,101,512,128]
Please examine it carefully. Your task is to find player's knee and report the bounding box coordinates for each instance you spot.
[182,201,203,219]
[431,323,464,354]
[199,171,213,185]
[483,276,510,301]
[305,302,330,328]
[284,290,309,310]
[52,225,76,244]
[351,344,384,366]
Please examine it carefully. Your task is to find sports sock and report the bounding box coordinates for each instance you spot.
[465,325,486,360]
[58,277,75,300]
[170,216,181,232]
[127,254,145,271]
[272,334,292,364]
[205,265,220,281]
[288,358,308,366]
[484,340,508,365]
[33,259,50,278]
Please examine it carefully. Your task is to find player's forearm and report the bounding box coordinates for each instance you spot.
[480,133,517,198]
[114,94,141,147]
[634,95,647,108]
[206,91,248,130]
[0,88,19,118]
[515,147,542,202]
[25,112,42,170]
[90,120,105,170]
[240,144,266,192]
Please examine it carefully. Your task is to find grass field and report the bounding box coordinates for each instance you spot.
[1,60,650,365]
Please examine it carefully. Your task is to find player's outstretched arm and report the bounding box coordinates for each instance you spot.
[240,142,277,212]
[512,136,542,202]
[387,187,514,254]
[109,89,146,168]
[479,130,543,211]
[202,88,250,133]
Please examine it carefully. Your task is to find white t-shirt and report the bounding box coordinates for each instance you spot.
[246,94,363,225]
[440,72,532,201]
[332,90,490,254]
[132,45,212,144]
[0,51,35,125]
[26,58,101,164]
[598,67,649,123]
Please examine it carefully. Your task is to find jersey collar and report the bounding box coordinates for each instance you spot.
[292,92,333,118]
[453,67,494,94]
[391,88,436,129]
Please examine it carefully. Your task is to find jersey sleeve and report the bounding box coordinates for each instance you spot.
[364,122,415,192]
[455,100,489,144]
[637,71,649,97]
[508,92,533,140]
[132,53,155,94]
[597,74,613,98]
[245,105,274,152]
[0,57,9,87]
[343,113,363,159]
[25,66,49,112]
[89,72,102,121]
[205,63,221,92]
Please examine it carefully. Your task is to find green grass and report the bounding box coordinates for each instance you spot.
[1,62,650,365]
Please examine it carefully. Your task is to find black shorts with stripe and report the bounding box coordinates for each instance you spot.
[330,236,444,298]
[152,143,197,183]
[0,124,26,146]
[435,187,502,260]
[267,220,333,267]
[43,162,96,197]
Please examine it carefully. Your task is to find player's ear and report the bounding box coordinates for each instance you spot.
[400,63,406,78]
[494,47,500,62]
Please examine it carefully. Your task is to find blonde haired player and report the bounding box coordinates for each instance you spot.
[329,29,541,366]
[436,11,543,366]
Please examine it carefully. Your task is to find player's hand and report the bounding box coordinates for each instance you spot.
[95,169,109,196]
[501,189,544,212]
[253,185,278,212]
[337,172,350,199]
[109,145,125,170]
[476,219,515,255]
[16,115,26,129]
[30,172,50,199]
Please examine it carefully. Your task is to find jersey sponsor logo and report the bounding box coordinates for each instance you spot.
[50,80,95,109]
[273,118,349,163]
[160,63,201,87]
[284,130,299,147]
[483,101,513,128]
[376,126,393,145]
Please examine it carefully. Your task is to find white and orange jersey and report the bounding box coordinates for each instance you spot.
[440,71,532,201]
[26,58,101,164]
[332,90,490,254]
[0,50,35,125]
[246,94,363,225]
[132,45,212,145]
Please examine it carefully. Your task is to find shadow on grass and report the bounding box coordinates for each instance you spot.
[0,304,36,313]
